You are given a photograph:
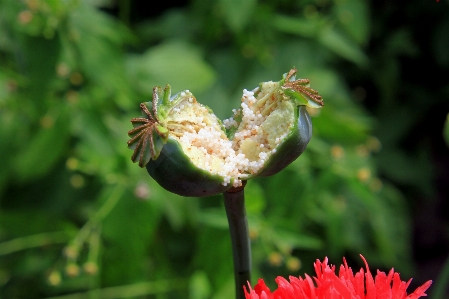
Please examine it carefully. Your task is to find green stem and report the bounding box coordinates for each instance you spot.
[94,184,125,222]
[65,184,124,260]
[223,182,251,299]
[0,231,72,256]
[43,278,186,299]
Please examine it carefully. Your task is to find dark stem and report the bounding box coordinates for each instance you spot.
[223,181,251,299]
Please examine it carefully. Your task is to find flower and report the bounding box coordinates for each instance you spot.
[244,255,432,299]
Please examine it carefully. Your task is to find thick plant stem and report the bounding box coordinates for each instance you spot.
[223,181,251,299]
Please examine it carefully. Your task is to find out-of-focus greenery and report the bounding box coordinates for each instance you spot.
[0,0,447,298]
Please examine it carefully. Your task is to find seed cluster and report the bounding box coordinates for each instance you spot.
[167,83,294,187]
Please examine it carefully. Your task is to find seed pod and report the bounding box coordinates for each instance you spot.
[128,85,235,197]
[146,138,233,196]
[127,69,323,197]
[223,68,323,179]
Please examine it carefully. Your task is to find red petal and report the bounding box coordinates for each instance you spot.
[314,257,328,280]
[360,255,376,299]
[244,281,252,299]
[329,270,354,299]
[374,270,392,299]
[353,268,365,298]
[255,278,272,297]
[304,274,318,299]
[247,256,432,299]
[260,291,271,299]
[274,276,295,299]
[407,280,432,299]
[244,284,259,299]
[391,273,408,299]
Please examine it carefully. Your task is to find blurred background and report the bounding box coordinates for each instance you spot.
[0,0,448,298]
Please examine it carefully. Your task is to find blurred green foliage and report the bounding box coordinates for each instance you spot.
[0,0,447,298]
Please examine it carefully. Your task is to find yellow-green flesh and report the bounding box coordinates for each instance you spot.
[164,85,296,187]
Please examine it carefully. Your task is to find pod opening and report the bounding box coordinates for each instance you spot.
[165,82,296,187]
[128,68,323,191]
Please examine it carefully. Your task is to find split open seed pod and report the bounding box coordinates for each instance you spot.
[127,68,323,197]
[224,68,323,178]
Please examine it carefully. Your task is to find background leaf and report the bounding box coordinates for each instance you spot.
[13,107,71,182]
[127,41,216,95]
[0,0,447,298]
[218,0,257,32]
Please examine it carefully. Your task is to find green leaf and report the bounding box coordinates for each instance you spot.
[13,108,70,181]
[74,108,120,176]
[101,188,162,285]
[317,25,369,67]
[136,9,196,42]
[193,228,234,289]
[272,14,368,67]
[0,210,76,238]
[218,0,256,32]
[189,271,212,299]
[69,4,130,95]
[273,14,321,38]
[198,209,229,229]
[313,107,371,143]
[0,110,19,194]
[127,40,216,95]
[211,276,235,299]
[22,34,61,96]
[273,228,323,250]
[333,0,370,45]
[376,148,433,187]
[245,182,266,214]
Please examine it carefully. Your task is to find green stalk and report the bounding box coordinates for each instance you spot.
[223,181,251,299]
[0,231,71,256]
[431,254,449,299]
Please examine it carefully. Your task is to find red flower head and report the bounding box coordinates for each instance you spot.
[244,255,432,299]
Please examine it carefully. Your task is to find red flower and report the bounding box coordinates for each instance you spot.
[244,255,432,299]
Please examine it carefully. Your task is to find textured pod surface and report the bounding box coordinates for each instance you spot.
[222,68,321,179]
[146,138,232,197]
[254,106,312,177]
